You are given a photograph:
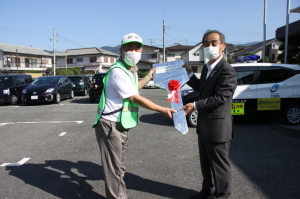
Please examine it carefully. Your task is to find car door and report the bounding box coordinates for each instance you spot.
[233,66,257,99]
[232,66,257,116]
[58,77,67,98]
[64,77,73,98]
[15,76,26,99]
[256,67,293,99]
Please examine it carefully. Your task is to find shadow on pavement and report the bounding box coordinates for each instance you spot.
[230,118,300,199]
[139,112,174,127]
[6,160,196,199]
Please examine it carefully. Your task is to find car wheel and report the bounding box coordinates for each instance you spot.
[83,88,88,96]
[55,93,61,104]
[187,109,198,127]
[282,105,300,125]
[70,90,74,99]
[10,95,18,105]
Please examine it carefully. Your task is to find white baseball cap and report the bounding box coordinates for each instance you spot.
[121,33,144,46]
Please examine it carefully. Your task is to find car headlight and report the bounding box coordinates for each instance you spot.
[3,89,10,95]
[22,89,26,94]
[45,88,55,93]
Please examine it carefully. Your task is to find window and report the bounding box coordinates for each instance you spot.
[110,57,114,63]
[259,69,290,84]
[16,77,25,85]
[11,57,21,67]
[103,56,108,63]
[67,58,73,64]
[90,57,97,63]
[25,58,37,68]
[77,58,83,62]
[167,54,175,57]
[236,71,254,85]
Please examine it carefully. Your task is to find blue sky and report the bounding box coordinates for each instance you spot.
[0,0,299,51]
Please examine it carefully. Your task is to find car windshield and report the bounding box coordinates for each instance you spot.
[94,74,105,82]
[32,77,59,85]
[68,77,82,82]
[0,77,14,87]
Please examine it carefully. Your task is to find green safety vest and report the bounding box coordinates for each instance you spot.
[92,61,139,129]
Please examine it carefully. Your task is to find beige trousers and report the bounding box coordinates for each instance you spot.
[95,118,129,199]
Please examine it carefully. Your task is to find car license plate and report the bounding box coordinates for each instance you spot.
[31,95,38,100]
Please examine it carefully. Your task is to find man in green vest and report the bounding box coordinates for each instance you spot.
[94,33,176,199]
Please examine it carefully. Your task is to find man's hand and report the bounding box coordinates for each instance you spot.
[182,65,192,75]
[147,68,156,80]
[181,103,194,115]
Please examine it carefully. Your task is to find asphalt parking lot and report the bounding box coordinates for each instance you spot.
[0,88,299,199]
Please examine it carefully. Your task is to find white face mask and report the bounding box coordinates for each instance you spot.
[123,52,141,66]
[203,46,220,60]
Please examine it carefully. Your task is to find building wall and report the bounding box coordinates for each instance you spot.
[1,52,52,71]
[56,55,117,71]
[141,46,163,63]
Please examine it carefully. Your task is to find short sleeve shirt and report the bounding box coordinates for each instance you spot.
[102,68,138,122]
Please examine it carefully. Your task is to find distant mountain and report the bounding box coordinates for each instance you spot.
[100,46,120,54]
[237,42,260,46]
[101,42,260,55]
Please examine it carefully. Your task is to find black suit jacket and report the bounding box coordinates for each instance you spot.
[187,57,237,142]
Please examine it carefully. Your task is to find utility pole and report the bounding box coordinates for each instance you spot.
[284,0,290,64]
[163,20,166,63]
[149,39,153,46]
[50,29,57,76]
[263,0,267,63]
[16,49,19,73]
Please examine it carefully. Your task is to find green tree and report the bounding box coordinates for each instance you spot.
[56,69,74,76]
[258,57,269,63]
[72,67,82,75]
[277,43,300,64]
[137,71,149,78]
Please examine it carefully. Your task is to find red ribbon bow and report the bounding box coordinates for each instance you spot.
[168,80,180,103]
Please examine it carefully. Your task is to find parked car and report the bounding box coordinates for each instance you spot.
[144,80,157,88]
[89,73,106,103]
[0,75,32,105]
[67,75,91,96]
[182,63,300,126]
[22,75,74,104]
[85,74,94,81]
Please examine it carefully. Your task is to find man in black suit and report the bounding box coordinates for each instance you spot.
[182,30,237,199]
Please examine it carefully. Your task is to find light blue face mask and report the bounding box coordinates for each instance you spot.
[203,46,220,60]
[124,52,141,66]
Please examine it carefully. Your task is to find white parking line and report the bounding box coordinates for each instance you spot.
[59,132,67,136]
[0,121,83,127]
[0,158,30,167]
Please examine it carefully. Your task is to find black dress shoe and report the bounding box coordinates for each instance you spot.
[189,190,211,199]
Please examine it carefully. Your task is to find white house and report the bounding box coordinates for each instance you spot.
[56,47,119,73]
[231,38,283,63]
[0,43,53,73]
[141,45,164,63]
[165,44,193,62]
[181,42,205,75]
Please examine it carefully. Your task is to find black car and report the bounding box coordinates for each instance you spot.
[89,73,106,103]
[0,75,32,105]
[22,75,74,104]
[67,75,91,96]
